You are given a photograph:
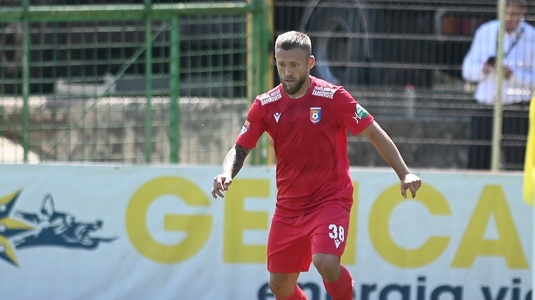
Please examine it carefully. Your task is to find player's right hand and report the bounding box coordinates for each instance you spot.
[211,174,233,199]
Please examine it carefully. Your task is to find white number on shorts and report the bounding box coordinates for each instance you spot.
[328,224,345,242]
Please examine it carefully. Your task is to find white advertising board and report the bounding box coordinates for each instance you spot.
[0,164,531,300]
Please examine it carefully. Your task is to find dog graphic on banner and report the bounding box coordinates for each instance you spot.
[13,193,117,249]
[0,190,116,267]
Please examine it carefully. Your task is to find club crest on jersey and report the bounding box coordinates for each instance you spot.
[310,107,322,124]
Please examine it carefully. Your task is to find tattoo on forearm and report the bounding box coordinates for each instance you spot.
[232,145,249,178]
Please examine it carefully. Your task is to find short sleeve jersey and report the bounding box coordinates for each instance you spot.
[236,76,374,216]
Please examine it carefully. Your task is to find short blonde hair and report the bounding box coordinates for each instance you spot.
[274,31,312,56]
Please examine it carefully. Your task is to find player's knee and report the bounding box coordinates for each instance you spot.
[269,273,297,297]
[312,253,340,281]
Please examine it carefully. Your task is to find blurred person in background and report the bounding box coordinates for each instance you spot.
[462,0,535,170]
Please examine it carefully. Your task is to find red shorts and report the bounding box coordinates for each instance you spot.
[267,203,351,273]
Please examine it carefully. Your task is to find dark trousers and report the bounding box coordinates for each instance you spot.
[467,102,530,170]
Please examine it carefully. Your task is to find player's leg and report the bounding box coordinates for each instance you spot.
[269,272,306,300]
[312,253,342,282]
[267,213,312,299]
[309,204,354,300]
[315,256,354,300]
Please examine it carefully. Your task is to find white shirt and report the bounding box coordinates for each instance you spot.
[462,20,535,105]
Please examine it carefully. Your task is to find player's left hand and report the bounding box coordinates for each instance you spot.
[400,173,421,198]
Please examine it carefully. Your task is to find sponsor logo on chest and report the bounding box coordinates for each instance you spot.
[259,90,282,105]
[311,86,335,99]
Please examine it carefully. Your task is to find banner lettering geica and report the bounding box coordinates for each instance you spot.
[0,165,531,300]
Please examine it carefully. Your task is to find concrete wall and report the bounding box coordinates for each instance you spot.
[0,96,247,164]
[0,95,470,168]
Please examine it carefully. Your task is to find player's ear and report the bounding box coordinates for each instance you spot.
[309,55,315,70]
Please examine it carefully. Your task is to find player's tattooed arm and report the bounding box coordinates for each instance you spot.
[232,144,250,178]
[212,144,250,199]
[222,143,250,179]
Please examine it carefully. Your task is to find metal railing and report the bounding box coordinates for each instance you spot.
[274,0,534,171]
[0,0,271,165]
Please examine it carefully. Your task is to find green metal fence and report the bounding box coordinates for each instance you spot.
[4,0,532,171]
[0,0,271,164]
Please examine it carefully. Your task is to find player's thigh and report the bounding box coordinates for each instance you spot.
[267,215,312,273]
[308,203,351,256]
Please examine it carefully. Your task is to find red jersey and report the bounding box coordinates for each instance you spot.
[236,76,374,216]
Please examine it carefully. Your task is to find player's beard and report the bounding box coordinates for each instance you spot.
[281,74,306,96]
